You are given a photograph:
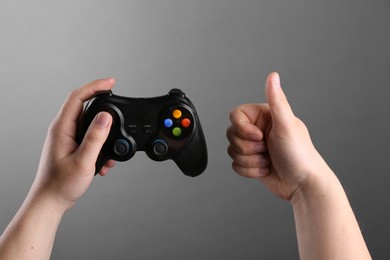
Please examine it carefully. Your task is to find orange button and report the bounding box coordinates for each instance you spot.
[181,118,191,128]
[172,109,182,119]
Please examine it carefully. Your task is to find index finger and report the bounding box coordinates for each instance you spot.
[57,78,116,124]
[229,104,269,141]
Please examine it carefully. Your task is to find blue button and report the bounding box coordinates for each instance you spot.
[164,118,173,128]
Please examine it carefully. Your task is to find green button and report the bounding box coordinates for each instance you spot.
[172,127,182,137]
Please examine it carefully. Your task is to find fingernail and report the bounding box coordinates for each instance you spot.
[254,141,267,153]
[103,77,115,84]
[95,112,111,128]
[257,167,271,177]
[250,133,263,141]
[272,72,281,89]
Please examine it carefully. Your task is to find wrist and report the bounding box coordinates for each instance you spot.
[0,184,68,259]
[27,185,72,218]
[289,159,372,260]
[289,158,338,209]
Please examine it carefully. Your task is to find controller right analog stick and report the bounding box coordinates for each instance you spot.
[152,139,168,156]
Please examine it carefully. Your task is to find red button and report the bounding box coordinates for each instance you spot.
[181,118,191,128]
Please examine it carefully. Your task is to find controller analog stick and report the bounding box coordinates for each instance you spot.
[152,139,168,156]
[113,139,131,157]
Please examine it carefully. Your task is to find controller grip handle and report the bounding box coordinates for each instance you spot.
[174,129,208,177]
[94,153,108,175]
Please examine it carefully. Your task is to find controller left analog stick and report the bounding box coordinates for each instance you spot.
[113,139,131,157]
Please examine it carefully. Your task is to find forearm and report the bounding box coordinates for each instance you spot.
[291,164,371,260]
[0,189,66,260]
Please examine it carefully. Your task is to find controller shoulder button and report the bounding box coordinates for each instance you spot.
[169,89,185,97]
[95,90,113,97]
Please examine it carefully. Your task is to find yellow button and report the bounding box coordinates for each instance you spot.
[172,109,182,119]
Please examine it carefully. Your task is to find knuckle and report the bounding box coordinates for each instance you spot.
[69,88,80,99]
[226,125,234,139]
[229,106,242,122]
[83,131,101,147]
[227,146,240,161]
[72,156,89,173]
[235,143,252,155]
[48,118,59,133]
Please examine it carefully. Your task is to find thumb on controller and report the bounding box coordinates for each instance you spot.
[76,112,112,167]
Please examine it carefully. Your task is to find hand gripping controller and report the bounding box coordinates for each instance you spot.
[76,89,208,177]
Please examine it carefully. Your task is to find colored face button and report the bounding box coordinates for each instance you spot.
[172,127,182,137]
[172,109,182,119]
[164,118,173,128]
[181,118,191,128]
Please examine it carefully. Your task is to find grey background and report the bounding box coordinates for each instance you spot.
[0,0,389,259]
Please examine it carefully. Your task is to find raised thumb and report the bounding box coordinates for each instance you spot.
[265,72,295,127]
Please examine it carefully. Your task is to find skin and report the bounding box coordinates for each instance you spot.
[0,78,116,260]
[226,72,372,260]
[0,73,372,260]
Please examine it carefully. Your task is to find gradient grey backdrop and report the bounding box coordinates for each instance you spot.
[0,1,389,259]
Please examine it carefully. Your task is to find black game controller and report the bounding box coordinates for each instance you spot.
[76,89,207,177]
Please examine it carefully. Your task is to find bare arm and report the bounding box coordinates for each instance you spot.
[0,78,116,259]
[0,190,65,259]
[227,72,371,260]
[291,164,371,260]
